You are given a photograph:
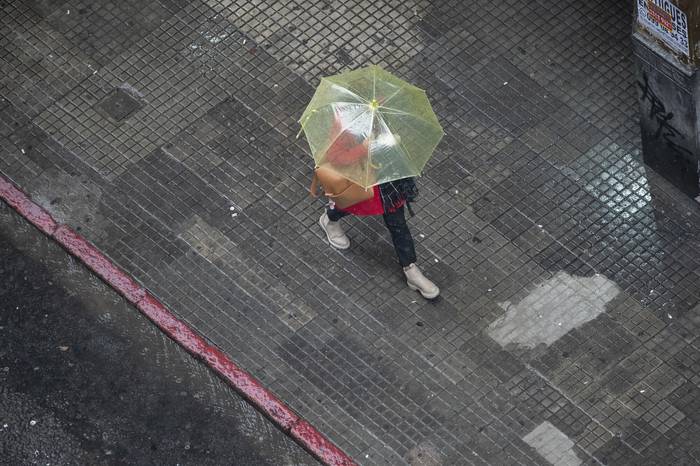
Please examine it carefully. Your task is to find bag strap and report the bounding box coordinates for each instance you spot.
[309,169,368,200]
[310,169,340,199]
[331,182,354,198]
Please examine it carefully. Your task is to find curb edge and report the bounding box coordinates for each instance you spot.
[0,174,357,466]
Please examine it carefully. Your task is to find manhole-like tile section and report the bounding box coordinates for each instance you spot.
[95,85,144,122]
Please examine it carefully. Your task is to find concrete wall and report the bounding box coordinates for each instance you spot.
[633,3,700,197]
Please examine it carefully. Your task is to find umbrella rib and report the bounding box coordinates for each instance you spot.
[372,66,376,101]
[380,82,426,108]
[367,111,377,188]
[300,101,366,121]
[376,112,421,174]
[299,102,364,140]
[378,107,441,129]
[387,110,443,175]
[327,81,369,104]
[380,85,406,107]
[317,108,371,165]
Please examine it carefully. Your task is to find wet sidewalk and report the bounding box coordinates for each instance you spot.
[2,0,700,464]
[0,202,318,466]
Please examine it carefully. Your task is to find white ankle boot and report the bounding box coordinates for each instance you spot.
[319,212,350,250]
[404,263,439,299]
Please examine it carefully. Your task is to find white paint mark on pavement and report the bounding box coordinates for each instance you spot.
[488,271,619,348]
[523,422,582,466]
[404,441,442,466]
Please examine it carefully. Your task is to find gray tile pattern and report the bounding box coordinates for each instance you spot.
[2,0,700,464]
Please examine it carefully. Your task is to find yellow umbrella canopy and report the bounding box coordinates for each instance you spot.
[299,65,444,189]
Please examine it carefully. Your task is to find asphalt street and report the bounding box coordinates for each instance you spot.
[0,201,318,466]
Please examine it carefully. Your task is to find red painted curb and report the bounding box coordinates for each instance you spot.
[0,176,57,235]
[53,225,145,304]
[0,174,357,466]
[136,293,301,432]
[292,419,357,466]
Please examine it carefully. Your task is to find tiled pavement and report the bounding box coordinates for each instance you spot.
[2,0,700,464]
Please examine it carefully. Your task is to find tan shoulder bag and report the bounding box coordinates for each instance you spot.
[309,166,374,209]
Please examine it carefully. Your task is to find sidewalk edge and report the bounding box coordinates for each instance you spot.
[0,174,357,466]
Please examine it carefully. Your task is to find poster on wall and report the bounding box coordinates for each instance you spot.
[637,0,690,57]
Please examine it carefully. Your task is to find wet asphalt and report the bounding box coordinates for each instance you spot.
[0,201,318,466]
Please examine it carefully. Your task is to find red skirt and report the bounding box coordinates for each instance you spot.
[335,185,404,216]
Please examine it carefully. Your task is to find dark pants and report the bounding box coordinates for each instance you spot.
[327,205,417,267]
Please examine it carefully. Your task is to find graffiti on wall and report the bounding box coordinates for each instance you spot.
[638,73,693,158]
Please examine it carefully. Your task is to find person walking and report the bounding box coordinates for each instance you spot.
[300,65,444,299]
[316,176,440,300]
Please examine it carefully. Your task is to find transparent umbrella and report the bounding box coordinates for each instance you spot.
[299,65,444,188]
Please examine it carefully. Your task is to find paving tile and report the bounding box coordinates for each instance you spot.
[3,0,700,464]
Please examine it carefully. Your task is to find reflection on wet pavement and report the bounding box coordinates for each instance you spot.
[1,0,700,464]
